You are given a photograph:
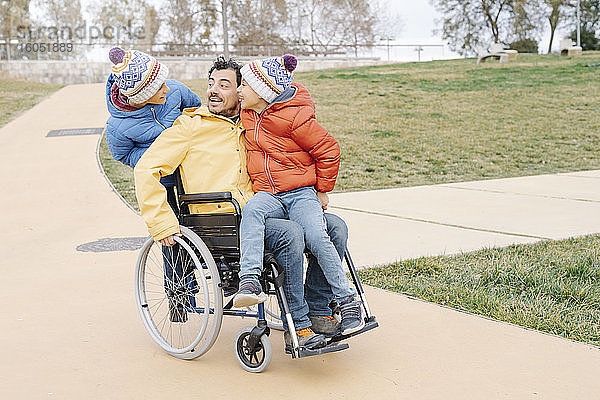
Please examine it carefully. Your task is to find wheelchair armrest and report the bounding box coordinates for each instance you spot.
[178,192,241,216]
[179,192,233,204]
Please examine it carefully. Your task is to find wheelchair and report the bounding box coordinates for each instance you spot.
[134,178,378,373]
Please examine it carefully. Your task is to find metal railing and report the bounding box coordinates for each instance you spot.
[0,40,447,62]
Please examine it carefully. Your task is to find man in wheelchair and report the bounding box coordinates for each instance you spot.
[134,56,370,355]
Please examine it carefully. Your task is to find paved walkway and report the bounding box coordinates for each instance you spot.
[1,84,600,399]
[330,170,600,267]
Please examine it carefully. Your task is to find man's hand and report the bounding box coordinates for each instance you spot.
[316,191,329,210]
[159,233,182,247]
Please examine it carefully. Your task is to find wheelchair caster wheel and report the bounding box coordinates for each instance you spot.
[234,326,272,373]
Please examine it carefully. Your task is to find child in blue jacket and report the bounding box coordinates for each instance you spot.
[105,46,201,323]
[105,46,202,201]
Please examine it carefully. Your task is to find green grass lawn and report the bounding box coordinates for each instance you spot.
[0,78,63,127]
[358,234,600,347]
[98,134,138,210]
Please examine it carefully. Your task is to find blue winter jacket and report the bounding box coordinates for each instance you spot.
[105,75,202,186]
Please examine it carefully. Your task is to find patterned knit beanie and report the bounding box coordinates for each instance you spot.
[240,54,297,103]
[108,46,169,104]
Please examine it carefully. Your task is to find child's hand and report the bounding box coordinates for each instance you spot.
[317,191,329,210]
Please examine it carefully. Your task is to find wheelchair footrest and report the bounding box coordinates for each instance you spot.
[329,316,379,343]
[297,342,349,358]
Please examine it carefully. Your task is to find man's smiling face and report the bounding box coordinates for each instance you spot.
[206,68,240,118]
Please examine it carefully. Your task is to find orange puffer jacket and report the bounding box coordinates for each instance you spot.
[241,83,340,194]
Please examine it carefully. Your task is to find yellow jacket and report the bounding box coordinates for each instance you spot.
[134,106,254,241]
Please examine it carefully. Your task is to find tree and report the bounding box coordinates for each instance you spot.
[481,0,514,43]
[301,0,348,54]
[431,0,515,56]
[0,0,30,59]
[290,0,379,57]
[543,0,573,53]
[162,0,217,46]
[338,0,378,57]
[39,0,83,28]
[509,0,543,43]
[0,0,29,39]
[567,0,600,49]
[283,0,305,46]
[30,0,83,59]
[580,0,600,29]
[143,4,160,47]
[569,24,599,49]
[89,0,161,49]
[229,0,288,55]
[504,0,543,53]
[220,0,230,56]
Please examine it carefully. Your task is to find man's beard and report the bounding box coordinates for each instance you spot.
[209,95,239,118]
[216,103,239,118]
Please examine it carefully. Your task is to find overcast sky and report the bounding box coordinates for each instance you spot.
[386,0,441,44]
[374,0,459,61]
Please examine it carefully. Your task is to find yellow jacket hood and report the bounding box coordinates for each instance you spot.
[134,105,254,241]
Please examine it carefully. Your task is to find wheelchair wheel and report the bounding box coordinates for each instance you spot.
[135,226,223,359]
[234,326,272,373]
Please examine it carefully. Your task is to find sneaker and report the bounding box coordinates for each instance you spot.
[309,315,341,337]
[232,278,267,308]
[284,328,327,354]
[169,300,188,323]
[223,285,238,298]
[339,297,365,335]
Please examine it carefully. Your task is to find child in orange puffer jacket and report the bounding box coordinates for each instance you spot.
[233,54,365,338]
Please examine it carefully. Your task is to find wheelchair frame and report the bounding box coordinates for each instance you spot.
[134,174,378,372]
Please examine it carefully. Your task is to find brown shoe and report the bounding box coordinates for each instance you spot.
[284,328,326,354]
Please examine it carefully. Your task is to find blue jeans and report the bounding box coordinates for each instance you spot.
[264,213,349,330]
[241,186,354,302]
[305,213,349,316]
[163,185,184,293]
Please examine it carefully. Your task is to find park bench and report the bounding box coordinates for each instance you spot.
[476,43,518,64]
[560,39,582,56]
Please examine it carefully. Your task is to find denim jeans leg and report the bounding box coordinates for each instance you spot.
[280,187,355,302]
[165,185,180,216]
[305,212,350,315]
[264,218,311,331]
[163,185,183,294]
[239,191,286,280]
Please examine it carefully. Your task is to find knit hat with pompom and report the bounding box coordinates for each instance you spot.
[240,54,297,103]
[108,46,169,105]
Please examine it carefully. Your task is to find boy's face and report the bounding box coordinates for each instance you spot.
[145,82,169,105]
[207,68,240,118]
[237,79,264,111]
